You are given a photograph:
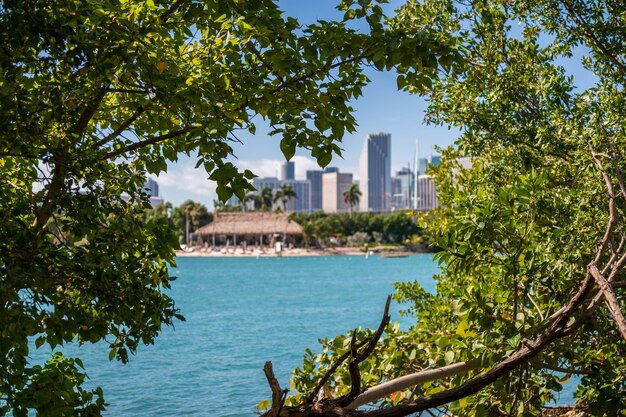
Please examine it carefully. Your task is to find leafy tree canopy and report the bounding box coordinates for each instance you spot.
[0,0,458,414]
[267,1,626,416]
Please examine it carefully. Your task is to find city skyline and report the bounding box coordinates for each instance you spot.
[150,135,445,214]
[156,135,452,209]
[155,0,459,208]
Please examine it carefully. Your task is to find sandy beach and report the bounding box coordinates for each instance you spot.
[175,246,371,257]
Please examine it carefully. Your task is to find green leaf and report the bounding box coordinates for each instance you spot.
[280,138,296,161]
[257,399,271,410]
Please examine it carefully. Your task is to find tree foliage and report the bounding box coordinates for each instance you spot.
[343,183,362,217]
[263,1,626,416]
[169,200,212,244]
[0,0,457,414]
[290,211,422,247]
[273,184,298,212]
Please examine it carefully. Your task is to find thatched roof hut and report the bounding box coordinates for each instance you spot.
[195,212,303,238]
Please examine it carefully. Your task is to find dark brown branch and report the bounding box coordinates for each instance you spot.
[74,87,108,139]
[105,88,150,94]
[345,295,392,403]
[348,331,362,401]
[306,296,390,405]
[160,0,185,23]
[103,126,194,160]
[93,107,147,149]
[356,295,392,364]
[305,340,368,404]
[267,54,369,98]
[263,361,287,417]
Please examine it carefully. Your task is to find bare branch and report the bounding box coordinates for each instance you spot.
[74,87,108,139]
[589,140,617,263]
[263,362,288,417]
[347,358,484,410]
[348,330,362,400]
[589,263,626,341]
[306,296,390,405]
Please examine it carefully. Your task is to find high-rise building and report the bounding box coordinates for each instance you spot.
[306,170,324,211]
[416,155,441,175]
[252,177,282,194]
[322,172,353,213]
[324,166,339,173]
[417,174,438,211]
[143,178,164,207]
[144,178,159,197]
[252,177,311,213]
[391,177,403,209]
[393,167,414,209]
[359,132,391,212]
[281,161,295,180]
[282,179,311,212]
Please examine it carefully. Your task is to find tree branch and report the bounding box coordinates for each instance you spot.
[344,295,391,403]
[589,263,626,341]
[74,87,108,139]
[589,140,617,263]
[263,361,288,417]
[160,0,186,23]
[348,330,362,401]
[347,358,484,410]
[103,126,194,160]
[93,106,147,149]
[559,0,626,76]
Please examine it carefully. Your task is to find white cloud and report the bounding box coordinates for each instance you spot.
[292,156,322,179]
[235,156,321,180]
[157,163,216,207]
[236,158,281,179]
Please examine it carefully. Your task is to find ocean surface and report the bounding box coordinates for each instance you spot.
[32,255,575,416]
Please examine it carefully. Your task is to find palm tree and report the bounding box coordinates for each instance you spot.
[243,192,261,211]
[260,187,274,211]
[343,183,361,218]
[273,184,297,212]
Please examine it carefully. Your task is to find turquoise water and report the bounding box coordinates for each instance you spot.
[33,255,575,415]
[44,255,440,416]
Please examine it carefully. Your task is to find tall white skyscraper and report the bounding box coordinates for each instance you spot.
[359,132,391,212]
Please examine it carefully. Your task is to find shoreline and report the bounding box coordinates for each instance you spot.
[175,247,424,258]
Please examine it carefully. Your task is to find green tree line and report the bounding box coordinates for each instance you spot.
[290,211,423,247]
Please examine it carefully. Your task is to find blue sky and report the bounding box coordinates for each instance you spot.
[157,1,457,208]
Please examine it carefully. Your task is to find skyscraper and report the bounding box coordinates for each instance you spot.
[144,178,159,197]
[281,160,295,180]
[306,170,324,211]
[417,174,438,211]
[322,172,353,213]
[395,166,414,209]
[359,132,391,212]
